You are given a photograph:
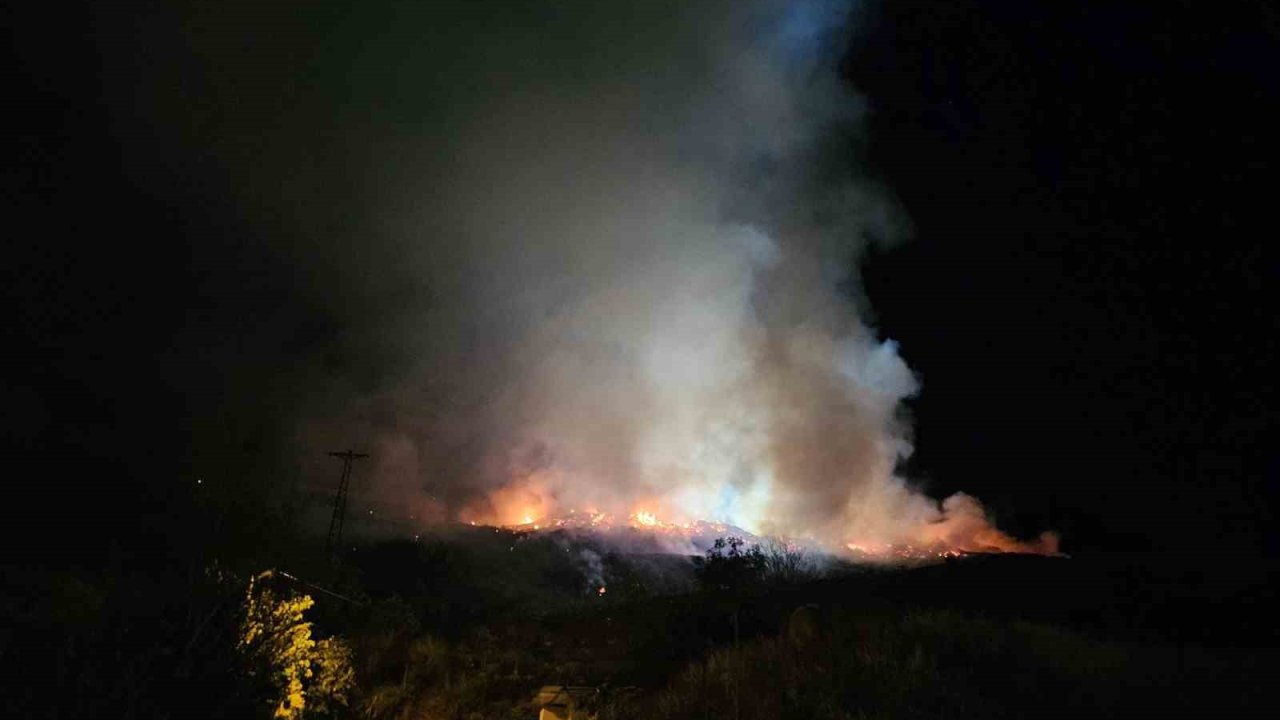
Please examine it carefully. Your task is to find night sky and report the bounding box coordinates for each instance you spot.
[849,2,1277,554]
[5,2,1276,560]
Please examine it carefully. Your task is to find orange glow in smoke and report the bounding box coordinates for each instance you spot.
[458,472,557,527]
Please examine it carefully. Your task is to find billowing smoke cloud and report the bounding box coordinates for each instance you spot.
[249,0,1058,556]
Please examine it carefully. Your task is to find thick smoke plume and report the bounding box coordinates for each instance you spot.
[273,1,1056,556]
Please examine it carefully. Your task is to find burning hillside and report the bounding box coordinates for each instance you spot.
[463,500,1057,563]
[500,509,743,538]
[494,509,759,556]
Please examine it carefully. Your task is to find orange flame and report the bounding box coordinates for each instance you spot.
[462,472,1058,562]
[632,510,658,527]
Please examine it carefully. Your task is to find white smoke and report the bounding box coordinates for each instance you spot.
[286,1,1054,556]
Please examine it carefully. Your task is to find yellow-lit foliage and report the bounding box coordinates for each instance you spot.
[238,571,354,719]
[310,637,356,715]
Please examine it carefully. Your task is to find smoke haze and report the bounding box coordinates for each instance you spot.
[140,1,1052,554]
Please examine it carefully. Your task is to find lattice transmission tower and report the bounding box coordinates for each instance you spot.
[326,450,368,555]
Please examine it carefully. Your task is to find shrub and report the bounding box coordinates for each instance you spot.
[237,571,355,718]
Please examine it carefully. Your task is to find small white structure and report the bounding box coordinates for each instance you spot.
[534,685,597,720]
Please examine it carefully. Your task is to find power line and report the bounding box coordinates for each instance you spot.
[276,570,365,606]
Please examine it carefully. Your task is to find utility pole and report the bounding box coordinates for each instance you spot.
[326,450,368,556]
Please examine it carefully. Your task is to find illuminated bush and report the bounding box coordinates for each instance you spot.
[238,571,355,718]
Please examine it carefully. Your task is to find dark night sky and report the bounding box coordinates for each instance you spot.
[4,2,1277,558]
[849,2,1277,554]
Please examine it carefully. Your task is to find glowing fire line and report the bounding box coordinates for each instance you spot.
[460,476,1059,562]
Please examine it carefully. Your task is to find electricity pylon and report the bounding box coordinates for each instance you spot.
[326,450,368,555]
